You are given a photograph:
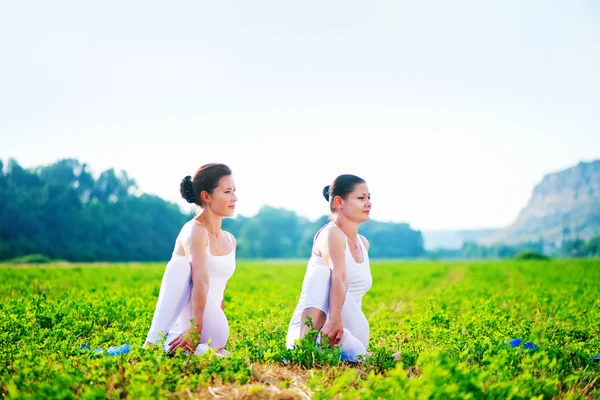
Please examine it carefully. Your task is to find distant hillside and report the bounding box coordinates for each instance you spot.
[485,160,600,246]
[422,229,498,250]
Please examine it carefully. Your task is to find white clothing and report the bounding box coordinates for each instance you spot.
[286,223,372,361]
[145,223,235,354]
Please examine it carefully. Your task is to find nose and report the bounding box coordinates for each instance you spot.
[232,192,238,202]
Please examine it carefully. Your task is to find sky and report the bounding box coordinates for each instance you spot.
[1,1,599,231]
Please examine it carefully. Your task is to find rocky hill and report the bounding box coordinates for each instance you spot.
[484,160,600,246]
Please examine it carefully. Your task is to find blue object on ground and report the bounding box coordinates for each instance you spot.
[80,343,134,356]
[505,338,523,347]
[503,338,539,350]
[105,344,133,356]
[523,342,539,350]
[340,353,358,362]
[594,354,600,361]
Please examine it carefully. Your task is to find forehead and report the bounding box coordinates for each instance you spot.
[218,175,235,187]
[352,182,369,193]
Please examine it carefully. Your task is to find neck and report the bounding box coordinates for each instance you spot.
[198,210,222,237]
[334,215,359,239]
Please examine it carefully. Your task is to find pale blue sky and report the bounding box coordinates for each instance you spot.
[1,1,599,231]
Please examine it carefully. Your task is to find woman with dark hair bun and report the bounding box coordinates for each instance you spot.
[286,174,400,361]
[144,163,237,356]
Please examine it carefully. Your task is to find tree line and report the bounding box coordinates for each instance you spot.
[0,158,425,262]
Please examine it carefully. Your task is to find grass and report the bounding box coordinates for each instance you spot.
[1,259,599,399]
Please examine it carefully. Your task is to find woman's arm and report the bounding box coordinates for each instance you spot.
[319,227,348,347]
[168,225,210,353]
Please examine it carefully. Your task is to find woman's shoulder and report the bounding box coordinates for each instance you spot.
[182,219,210,242]
[222,230,237,248]
[317,223,346,247]
[358,234,370,250]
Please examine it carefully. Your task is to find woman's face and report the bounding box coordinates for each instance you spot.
[338,182,371,223]
[205,175,237,217]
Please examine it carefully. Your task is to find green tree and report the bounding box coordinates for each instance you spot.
[0,158,425,262]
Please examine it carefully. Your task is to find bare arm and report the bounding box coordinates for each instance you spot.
[187,227,210,336]
[168,224,209,352]
[319,227,348,346]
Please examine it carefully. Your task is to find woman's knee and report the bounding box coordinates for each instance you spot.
[200,301,229,349]
[338,328,367,361]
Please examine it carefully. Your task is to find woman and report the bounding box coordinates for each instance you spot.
[286,174,397,362]
[144,163,237,356]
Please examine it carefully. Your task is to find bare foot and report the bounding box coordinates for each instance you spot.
[393,352,402,361]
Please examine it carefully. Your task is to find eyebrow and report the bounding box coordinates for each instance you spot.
[225,187,236,190]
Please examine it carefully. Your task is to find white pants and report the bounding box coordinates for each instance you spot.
[145,256,229,353]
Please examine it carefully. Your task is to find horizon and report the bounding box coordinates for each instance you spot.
[2,1,599,231]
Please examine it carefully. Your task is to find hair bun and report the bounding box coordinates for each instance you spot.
[180,175,195,204]
[322,185,330,202]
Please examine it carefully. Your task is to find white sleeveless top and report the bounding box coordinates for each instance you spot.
[289,223,372,326]
[182,219,236,303]
[169,220,236,334]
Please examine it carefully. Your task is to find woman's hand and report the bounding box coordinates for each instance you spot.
[168,329,199,354]
[320,317,344,347]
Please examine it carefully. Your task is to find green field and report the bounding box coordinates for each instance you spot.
[1,260,599,399]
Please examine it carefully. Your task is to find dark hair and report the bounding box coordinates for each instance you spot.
[180,163,232,207]
[323,174,366,212]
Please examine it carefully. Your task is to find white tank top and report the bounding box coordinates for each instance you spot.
[171,221,236,333]
[188,220,236,302]
[290,223,372,325]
